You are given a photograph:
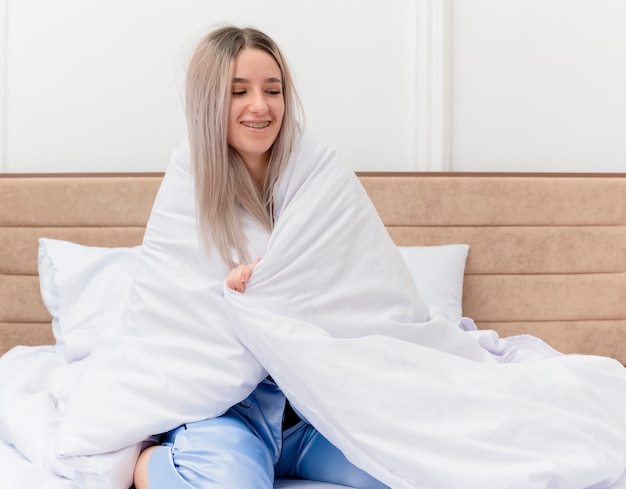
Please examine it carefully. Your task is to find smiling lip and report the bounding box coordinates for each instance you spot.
[241,121,270,129]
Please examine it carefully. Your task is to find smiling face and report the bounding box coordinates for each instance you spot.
[227,48,285,184]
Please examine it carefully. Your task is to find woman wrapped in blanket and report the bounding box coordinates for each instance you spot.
[132,25,388,489]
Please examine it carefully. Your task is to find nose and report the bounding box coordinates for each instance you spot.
[248,90,268,113]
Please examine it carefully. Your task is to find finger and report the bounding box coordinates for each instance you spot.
[242,267,255,282]
[241,262,258,282]
[229,282,243,293]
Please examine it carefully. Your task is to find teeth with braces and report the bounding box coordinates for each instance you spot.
[244,122,269,129]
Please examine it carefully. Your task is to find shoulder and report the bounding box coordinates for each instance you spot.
[290,129,335,163]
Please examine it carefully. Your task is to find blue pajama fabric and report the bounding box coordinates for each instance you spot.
[148,414,275,488]
[147,379,388,489]
[276,421,388,488]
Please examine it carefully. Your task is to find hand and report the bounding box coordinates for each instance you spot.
[226,258,261,293]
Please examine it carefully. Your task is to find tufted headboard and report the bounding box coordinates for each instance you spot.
[1,173,625,362]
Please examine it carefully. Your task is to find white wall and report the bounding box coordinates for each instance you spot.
[2,1,626,173]
[0,0,7,171]
[450,0,626,172]
[2,0,420,173]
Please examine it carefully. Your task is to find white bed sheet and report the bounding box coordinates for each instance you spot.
[0,438,349,489]
[0,438,76,489]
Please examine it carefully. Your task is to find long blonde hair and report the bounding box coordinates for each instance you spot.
[185,26,303,267]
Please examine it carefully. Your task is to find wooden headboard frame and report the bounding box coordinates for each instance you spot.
[1,172,625,362]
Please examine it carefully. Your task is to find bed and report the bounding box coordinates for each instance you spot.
[1,171,625,488]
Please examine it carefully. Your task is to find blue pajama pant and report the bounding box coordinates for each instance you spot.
[146,383,388,488]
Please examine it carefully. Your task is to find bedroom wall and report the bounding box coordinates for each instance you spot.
[450,0,626,172]
[1,0,423,173]
[1,0,625,173]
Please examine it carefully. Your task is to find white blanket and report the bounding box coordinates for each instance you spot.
[2,130,626,489]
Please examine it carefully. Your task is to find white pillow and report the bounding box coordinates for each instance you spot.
[397,244,469,322]
[37,238,140,362]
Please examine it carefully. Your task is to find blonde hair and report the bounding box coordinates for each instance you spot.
[185,25,303,267]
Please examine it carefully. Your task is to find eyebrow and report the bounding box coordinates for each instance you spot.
[232,77,282,84]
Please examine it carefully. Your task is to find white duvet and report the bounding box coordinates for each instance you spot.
[2,130,626,489]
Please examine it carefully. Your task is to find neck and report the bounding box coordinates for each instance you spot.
[244,154,269,188]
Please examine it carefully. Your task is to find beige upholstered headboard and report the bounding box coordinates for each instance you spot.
[1,173,625,362]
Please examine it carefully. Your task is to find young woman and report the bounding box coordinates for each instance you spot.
[132,25,388,489]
